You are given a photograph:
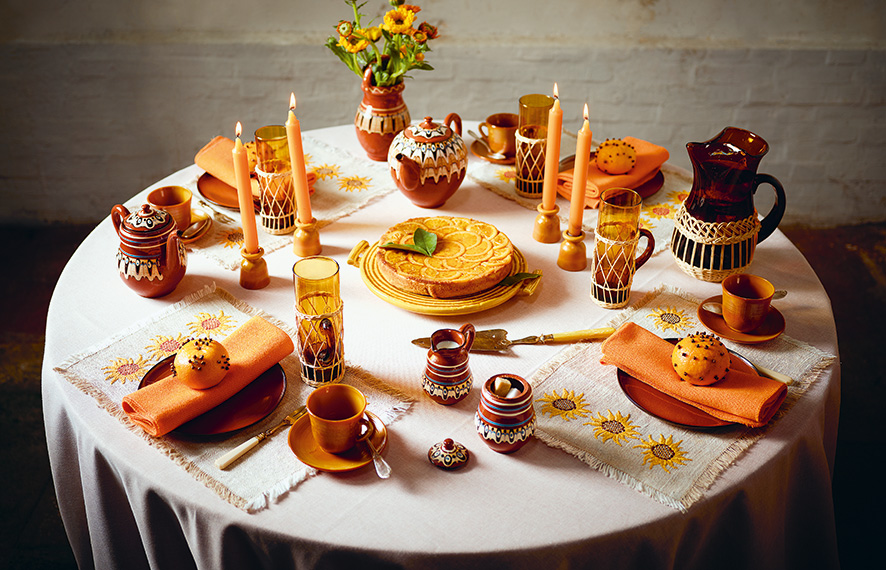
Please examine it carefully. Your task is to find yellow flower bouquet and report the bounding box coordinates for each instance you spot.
[325,0,439,87]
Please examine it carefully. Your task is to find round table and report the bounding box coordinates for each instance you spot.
[42,124,840,569]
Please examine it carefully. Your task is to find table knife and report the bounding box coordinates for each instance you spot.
[215,405,307,470]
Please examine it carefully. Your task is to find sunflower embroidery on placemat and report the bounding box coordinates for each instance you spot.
[635,434,692,473]
[311,163,341,180]
[337,175,372,192]
[537,389,591,421]
[186,310,237,338]
[584,410,642,446]
[145,333,191,360]
[217,228,244,250]
[647,306,694,334]
[102,355,151,385]
[495,167,516,184]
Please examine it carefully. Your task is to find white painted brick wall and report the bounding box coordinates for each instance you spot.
[0,39,883,226]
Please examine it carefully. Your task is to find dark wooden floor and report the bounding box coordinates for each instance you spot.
[1,222,882,569]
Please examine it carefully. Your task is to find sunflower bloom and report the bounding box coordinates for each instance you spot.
[401,4,421,14]
[383,7,416,34]
[418,22,439,39]
[413,31,428,43]
[339,34,369,53]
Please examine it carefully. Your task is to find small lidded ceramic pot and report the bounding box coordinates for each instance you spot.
[475,373,536,453]
[111,203,187,298]
[388,114,468,208]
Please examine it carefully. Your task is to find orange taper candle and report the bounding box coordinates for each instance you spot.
[286,93,313,224]
[541,83,563,211]
[233,122,259,253]
[567,104,592,237]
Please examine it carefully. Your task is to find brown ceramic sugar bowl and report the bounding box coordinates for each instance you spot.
[112,203,187,298]
[475,374,536,453]
[721,273,775,333]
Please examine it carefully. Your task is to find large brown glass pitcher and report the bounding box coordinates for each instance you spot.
[671,127,786,282]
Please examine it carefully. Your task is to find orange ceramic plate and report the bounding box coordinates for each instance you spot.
[697,295,786,344]
[470,140,515,165]
[288,411,387,472]
[557,154,665,200]
[615,339,758,429]
[196,172,258,211]
[139,355,286,436]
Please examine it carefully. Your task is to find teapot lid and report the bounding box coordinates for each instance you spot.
[405,116,453,144]
[119,204,175,242]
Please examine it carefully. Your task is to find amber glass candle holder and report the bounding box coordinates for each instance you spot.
[515,94,553,198]
[293,257,344,387]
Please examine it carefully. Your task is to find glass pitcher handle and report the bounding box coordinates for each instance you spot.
[754,173,786,243]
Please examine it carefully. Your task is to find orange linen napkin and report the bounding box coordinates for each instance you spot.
[122,316,294,436]
[557,137,669,208]
[600,322,787,428]
[194,136,261,198]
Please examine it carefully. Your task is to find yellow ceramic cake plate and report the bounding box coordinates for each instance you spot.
[347,240,541,316]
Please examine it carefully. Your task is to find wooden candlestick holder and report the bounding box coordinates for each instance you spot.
[557,230,587,271]
[532,203,561,243]
[293,217,321,257]
[239,246,270,289]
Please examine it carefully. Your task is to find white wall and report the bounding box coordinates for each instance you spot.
[1,0,884,226]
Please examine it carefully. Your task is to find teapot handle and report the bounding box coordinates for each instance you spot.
[444,113,462,136]
[753,173,786,243]
[459,322,475,351]
[111,204,130,236]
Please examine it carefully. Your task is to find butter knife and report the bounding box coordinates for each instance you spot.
[411,327,615,352]
[215,405,307,470]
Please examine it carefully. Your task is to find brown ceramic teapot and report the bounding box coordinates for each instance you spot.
[388,114,468,208]
[111,203,187,297]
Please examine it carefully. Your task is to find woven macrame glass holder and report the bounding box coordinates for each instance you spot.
[515,132,546,197]
[256,166,296,235]
[670,203,761,283]
[294,303,344,387]
[590,229,638,309]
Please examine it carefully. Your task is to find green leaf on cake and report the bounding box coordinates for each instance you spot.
[381,228,438,257]
[497,272,541,287]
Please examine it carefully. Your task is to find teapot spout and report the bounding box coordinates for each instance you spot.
[394,153,421,193]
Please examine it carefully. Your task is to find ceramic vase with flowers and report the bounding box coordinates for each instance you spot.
[326,0,440,161]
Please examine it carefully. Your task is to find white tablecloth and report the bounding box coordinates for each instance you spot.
[42,124,841,569]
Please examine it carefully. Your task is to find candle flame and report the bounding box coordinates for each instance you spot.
[289,92,296,111]
[553,82,559,99]
[583,103,589,122]
[235,121,242,139]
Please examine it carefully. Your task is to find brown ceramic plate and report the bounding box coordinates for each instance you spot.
[470,140,516,165]
[288,411,387,472]
[196,172,258,211]
[615,338,758,429]
[697,295,786,344]
[139,355,286,436]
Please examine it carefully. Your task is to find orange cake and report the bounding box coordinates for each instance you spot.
[376,216,514,299]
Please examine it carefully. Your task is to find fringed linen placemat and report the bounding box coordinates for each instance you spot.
[530,285,835,512]
[468,161,691,255]
[54,285,413,512]
[180,137,397,270]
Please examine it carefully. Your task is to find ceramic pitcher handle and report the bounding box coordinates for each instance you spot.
[445,112,462,136]
[635,228,655,269]
[754,173,786,243]
[459,323,475,351]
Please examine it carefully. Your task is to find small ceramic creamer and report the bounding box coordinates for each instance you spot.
[112,203,187,298]
[388,114,468,208]
[422,323,475,405]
